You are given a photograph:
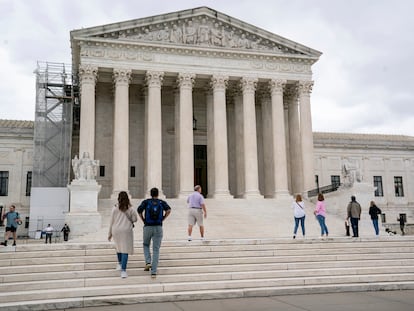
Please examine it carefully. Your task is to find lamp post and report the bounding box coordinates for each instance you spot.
[193,116,197,131]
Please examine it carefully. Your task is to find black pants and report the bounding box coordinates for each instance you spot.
[45,233,52,243]
[63,232,69,241]
[350,217,359,237]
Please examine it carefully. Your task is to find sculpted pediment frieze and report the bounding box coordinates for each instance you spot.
[72,7,321,59]
[92,16,298,55]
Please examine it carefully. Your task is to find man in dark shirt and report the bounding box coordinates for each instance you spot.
[347,196,361,237]
[137,187,171,278]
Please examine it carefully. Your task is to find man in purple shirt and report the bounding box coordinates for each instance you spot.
[187,185,207,241]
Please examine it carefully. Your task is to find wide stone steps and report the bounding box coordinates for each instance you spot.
[1,237,414,310]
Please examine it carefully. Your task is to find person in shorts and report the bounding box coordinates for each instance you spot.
[187,185,207,241]
[1,205,21,246]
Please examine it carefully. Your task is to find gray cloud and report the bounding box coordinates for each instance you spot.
[0,0,413,136]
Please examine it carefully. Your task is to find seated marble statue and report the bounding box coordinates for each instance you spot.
[73,152,99,181]
[341,159,362,187]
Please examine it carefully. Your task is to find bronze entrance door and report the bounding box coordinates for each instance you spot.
[194,145,208,197]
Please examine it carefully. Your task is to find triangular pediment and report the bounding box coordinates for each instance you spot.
[71,7,322,58]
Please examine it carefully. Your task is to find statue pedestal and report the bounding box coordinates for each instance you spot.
[66,180,102,238]
[329,182,376,217]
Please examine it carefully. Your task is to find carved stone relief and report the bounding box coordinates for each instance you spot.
[96,16,301,54]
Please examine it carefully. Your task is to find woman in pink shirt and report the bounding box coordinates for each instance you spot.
[314,193,329,238]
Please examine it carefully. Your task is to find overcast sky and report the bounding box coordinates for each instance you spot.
[1,0,413,136]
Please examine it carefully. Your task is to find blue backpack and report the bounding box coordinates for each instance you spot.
[145,199,163,226]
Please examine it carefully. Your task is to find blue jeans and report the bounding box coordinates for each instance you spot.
[350,217,359,237]
[316,215,329,236]
[372,218,379,235]
[293,216,305,236]
[143,225,163,274]
[117,253,129,271]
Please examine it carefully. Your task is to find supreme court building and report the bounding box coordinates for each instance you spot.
[70,7,321,200]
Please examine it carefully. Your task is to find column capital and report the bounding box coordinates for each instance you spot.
[145,71,164,88]
[79,64,98,85]
[177,72,195,89]
[113,68,132,86]
[284,84,298,102]
[269,79,287,95]
[240,76,258,93]
[297,80,314,96]
[211,74,229,91]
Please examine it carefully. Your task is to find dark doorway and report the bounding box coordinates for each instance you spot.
[194,145,208,197]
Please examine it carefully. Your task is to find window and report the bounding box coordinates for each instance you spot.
[394,176,404,197]
[373,176,384,197]
[0,171,9,196]
[99,166,105,177]
[331,175,340,188]
[130,166,136,178]
[26,171,32,196]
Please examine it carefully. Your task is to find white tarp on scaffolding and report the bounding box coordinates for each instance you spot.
[28,187,69,238]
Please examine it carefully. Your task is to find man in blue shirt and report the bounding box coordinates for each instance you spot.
[1,205,21,246]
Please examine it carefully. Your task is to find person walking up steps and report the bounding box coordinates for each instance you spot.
[1,205,21,246]
[108,191,138,278]
[137,187,171,278]
[314,193,329,239]
[61,223,70,241]
[369,201,382,236]
[187,185,207,241]
[292,194,306,239]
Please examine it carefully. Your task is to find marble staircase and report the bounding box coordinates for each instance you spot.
[1,237,414,310]
[75,197,380,242]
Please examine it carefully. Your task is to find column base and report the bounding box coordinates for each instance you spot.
[273,190,291,199]
[242,190,264,199]
[211,190,233,199]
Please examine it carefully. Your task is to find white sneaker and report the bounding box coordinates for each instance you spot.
[188,236,192,241]
[201,237,205,241]
[121,271,128,278]
[116,263,121,271]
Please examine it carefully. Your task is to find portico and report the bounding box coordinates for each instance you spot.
[71,7,321,199]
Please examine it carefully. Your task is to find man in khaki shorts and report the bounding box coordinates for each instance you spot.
[187,185,207,241]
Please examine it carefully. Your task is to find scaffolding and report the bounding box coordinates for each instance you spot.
[33,62,75,187]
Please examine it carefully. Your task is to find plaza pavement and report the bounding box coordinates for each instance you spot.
[54,290,414,311]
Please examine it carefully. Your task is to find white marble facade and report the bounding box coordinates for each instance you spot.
[71,7,321,199]
[313,132,414,215]
[0,120,33,236]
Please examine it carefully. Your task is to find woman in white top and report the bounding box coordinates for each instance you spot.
[292,194,306,239]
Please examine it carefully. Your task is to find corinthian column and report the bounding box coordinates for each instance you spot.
[269,79,289,198]
[78,64,98,159]
[240,77,262,198]
[298,80,315,193]
[112,68,131,197]
[145,71,164,196]
[211,74,232,198]
[176,72,195,198]
[259,90,273,197]
[206,88,215,197]
[286,85,303,194]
